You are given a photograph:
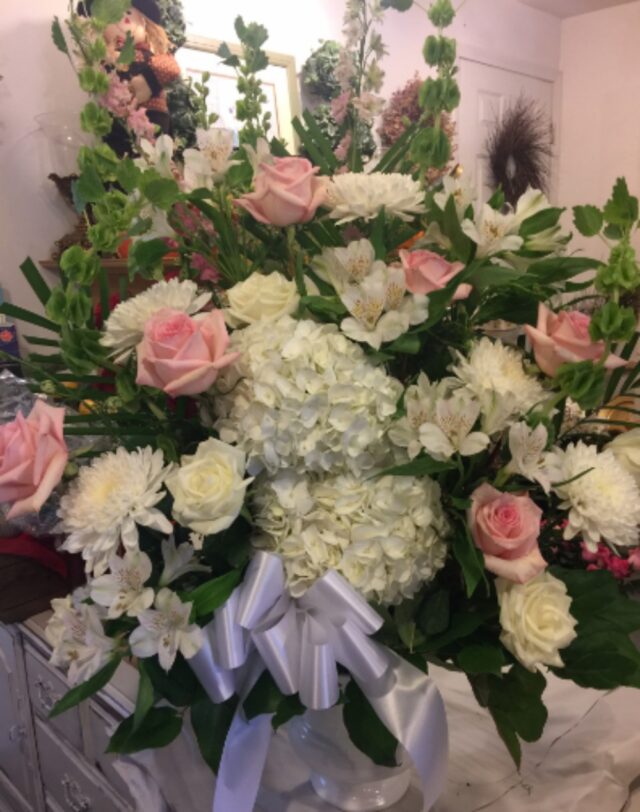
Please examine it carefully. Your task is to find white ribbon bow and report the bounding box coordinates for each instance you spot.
[189,551,448,812]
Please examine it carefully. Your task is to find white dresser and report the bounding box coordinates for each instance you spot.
[0,617,136,812]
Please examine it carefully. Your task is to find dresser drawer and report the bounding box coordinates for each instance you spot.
[86,703,133,807]
[35,719,128,812]
[24,647,84,752]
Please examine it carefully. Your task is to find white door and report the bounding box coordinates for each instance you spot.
[456,57,556,203]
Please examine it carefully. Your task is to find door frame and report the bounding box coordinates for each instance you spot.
[456,42,562,203]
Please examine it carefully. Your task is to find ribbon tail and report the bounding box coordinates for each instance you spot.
[212,711,273,812]
[358,652,448,812]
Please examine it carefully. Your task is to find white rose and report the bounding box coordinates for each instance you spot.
[497,572,577,671]
[166,438,252,535]
[225,272,299,326]
[607,428,640,482]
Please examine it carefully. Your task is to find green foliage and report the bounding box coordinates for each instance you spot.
[156,0,188,51]
[185,570,242,618]
[301,40,342,100]
[117,32,136,66]
[51,18,68,54]
[589,301,636,343]
[596,241,640,294]
[343,679,399,768]
[423,35,456,67]
[79,66,109,94]
[457,644,505,676]
[427,0,455,28]
[419,76,460,113]
[191,696,238,773]
[243,671,306,730]
[573,204,603,237]
[410,125,451,169]
[133,664,155,732]
[91,0,129,24]
[80,101,112,137]
[603,177,639,229]
[556,360,606,411]
[382,0,413,9]
[50,658,122,717]
[451,522,487,598]
[107,707,183,754]
[142,654,205,707]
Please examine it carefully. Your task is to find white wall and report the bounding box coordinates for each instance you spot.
[0,0,561,342]
[558,1,640,256]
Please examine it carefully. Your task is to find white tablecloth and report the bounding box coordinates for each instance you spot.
[120,667,640,812]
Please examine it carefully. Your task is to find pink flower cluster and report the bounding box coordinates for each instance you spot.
[581,541,640,580]
[99,73,155,142]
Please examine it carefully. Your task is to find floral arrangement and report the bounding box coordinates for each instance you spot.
[2,0,640,809]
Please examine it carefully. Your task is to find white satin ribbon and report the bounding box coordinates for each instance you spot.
[188,552,448,812]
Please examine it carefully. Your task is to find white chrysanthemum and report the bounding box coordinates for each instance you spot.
[100,279,211,360]
[253,470,449,605]
[546,441,640,550]
[326,172,426,224]
[450,338,547,434]
[214,316,403,477]
[59,447,174,576]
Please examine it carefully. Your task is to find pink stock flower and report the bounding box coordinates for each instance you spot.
[100,73,135,118]
[0,401,68,519]
[191,253,221,284]
[468,483,547,584]
[136,308,239,396]
[334,132,352,162]
[525,304,627,378]
[581,540,635,580]
[629,547,640,571]
[236,157,327,227]
[127,108,156,142]
[399,249,471,299]
[331,90,352,125]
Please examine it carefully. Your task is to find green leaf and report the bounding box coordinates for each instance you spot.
[0,302,61,333]
[301,295,348,322]
[244,671,284,720]
[520,207,564,238]
[91,0,129,24]
[191,695,238,773]
[20,258,51,306]
[141,177,180,211]
[51,18,68,54]
[107,707,182,754]
[186,570,242,618]
[527,256,600,285]
[443,194,473,263]
[116,158,141,194]
[129,238,171,277]
[133,663,155,733]
[554,632,639,689]
[382,0,413,9]
[457,644,505,676]
[143,654,204,707]
[417,590,450,636]
[573,205,604,237]
[487,187,505,210]
[343,680,398,768]
[117,31,136,65]
[272,694,305,730]
[422,609,494,653]
[603,177,639,227]
[552,568,640,634]
[451,524,486,598]
[50,657,121,718]
[217,41,241,68]
[375,455,455,478]
[385,332,421,354]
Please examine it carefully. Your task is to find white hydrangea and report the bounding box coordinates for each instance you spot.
[450,338,547,434]
[326,172,426,224]
[546,441,640,550]
[100,279,211,361]
[59,447,174,576]
[253,470,449,605]
[214,316,403,477]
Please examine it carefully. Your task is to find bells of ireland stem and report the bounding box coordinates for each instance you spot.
[596,241,640,294]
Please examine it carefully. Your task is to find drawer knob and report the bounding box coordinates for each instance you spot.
[35,676,61,714]
[8,724,26,742]
[61,774,92,812]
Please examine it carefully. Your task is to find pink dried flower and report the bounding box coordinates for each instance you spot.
[580,540,633,580]
[127,108,156,142]
[334,132,352,162]
[331,90,352,125]
[100,73,135,118]
[191,253,220,284]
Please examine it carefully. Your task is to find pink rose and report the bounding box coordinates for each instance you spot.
[468,483,546,584]
[136,308,239,396]
[524,303,626,378]
[236,157,327,227]
[399,249,471,300]
[0,401,68,519]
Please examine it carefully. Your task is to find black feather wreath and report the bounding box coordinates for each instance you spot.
[486,97,553,206]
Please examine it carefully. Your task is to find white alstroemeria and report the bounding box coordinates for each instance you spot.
[195,126,238,181]
[506,422,551,492]
[314,239,379,292]
[46,599,116,686]
[433,175,475,219]
[159,536,210,587]
[513,187,550,227]
[462,205,523,258]
[243,137,274,173]
[135,134,175,177]
[182,148,214,192]
[523,226,569,255]
[59,447,174,576]
[418,390,490,461]
[90,550,154,619]
[339,265,428,349]
[388,373,453,459]
[189,532,205,551]
[129,589,203,671]
[132,202,174,242]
